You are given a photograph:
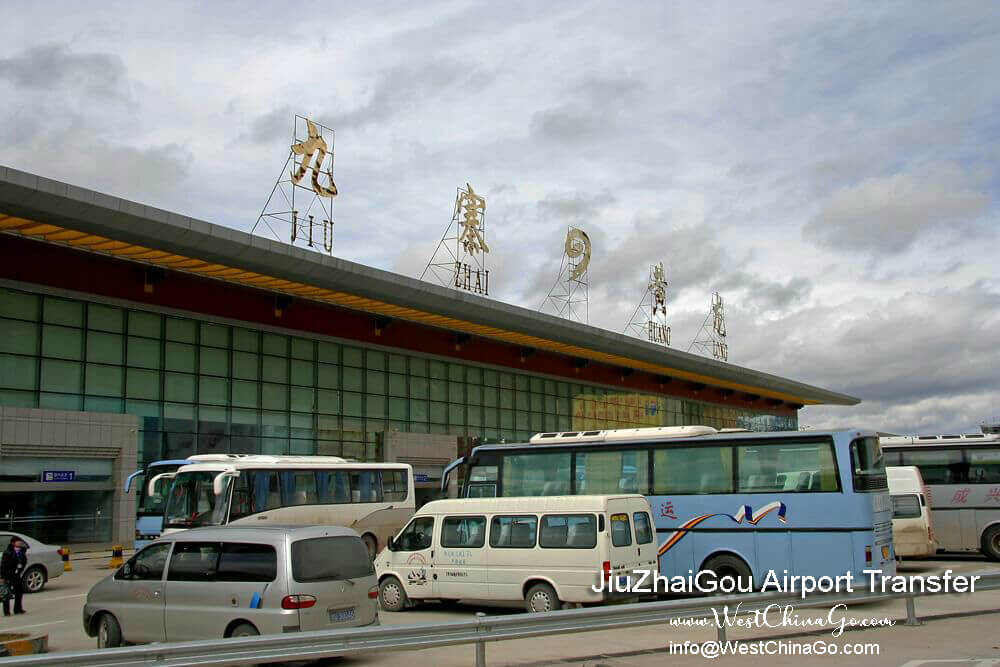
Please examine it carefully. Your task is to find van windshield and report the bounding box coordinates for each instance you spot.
[292,536,374,582]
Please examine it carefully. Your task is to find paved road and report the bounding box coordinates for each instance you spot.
[4,553,998,666]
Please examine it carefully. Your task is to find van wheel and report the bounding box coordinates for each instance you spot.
[97,613,123,648]
[229,622,259,638]
[22,566,46,593]
[379,576,409,612]
[983,525,1000,561]
[363,534,378,560]
[525,582,560,613]
[702,554,753,591]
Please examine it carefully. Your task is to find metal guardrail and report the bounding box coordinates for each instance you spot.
[5,570,1000,666]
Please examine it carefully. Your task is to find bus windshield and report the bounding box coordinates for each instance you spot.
[163,471,229,529]
[137,464,183,517]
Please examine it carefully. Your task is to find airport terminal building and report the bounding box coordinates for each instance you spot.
[0,166,858,545]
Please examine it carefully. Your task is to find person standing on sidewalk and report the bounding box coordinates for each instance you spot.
[1,536,27,615]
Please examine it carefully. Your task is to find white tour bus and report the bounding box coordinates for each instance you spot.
[157,455,414,558]
[886,466,937,558]
[881,433,1000,560]
[375,494,657,613]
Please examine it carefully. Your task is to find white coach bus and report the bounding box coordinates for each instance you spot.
[881,433,1000,561]
[156,455,414,558]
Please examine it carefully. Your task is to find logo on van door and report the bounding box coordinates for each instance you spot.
[406,553,428,586]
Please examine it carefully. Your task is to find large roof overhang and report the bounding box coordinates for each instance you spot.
[0,166,859,407]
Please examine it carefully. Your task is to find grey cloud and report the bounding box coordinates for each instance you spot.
[803,164,990,253]
[0,44,129,100]
[245,105,295,145]
[7,125,193,207]
[718,274,813,312]
[736,283,1000,415]
[537,191,616,221]
[336,61,495,130]
[530,105,602,144]
[530,75,646,146]
[801,392,998,435]
[572,76,646,105]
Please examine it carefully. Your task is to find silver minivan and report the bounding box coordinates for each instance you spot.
[83,525,379,647]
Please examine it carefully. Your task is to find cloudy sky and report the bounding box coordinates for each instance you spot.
[2,1,998,434]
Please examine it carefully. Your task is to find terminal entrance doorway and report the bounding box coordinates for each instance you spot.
[0,490,114,545]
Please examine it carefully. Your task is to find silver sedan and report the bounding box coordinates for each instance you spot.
[0,531,65,593]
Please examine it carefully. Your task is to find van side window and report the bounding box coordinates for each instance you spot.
[441,517,486,548]
[168,542,221,581]
[490,516,537,548]
[540,514,596,549]
[610,513,632,547]
[216,543,277,582]
[633,512,653,545]
[396,517,434,551]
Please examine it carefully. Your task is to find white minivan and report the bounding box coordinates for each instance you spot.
[375,494,658,613]
[887,466,937,558]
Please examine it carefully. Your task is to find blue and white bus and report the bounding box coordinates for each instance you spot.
[441,426,896,586]
[125,458,193,548]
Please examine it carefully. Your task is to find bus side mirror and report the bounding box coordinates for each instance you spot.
[148,472,175,496]
[213,470,238,495]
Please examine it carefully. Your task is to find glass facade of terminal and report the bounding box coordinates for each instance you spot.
[0,286,796,465]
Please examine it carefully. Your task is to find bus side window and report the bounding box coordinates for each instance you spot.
[350,470,383,503]
[899,449,966,484]
[968,449,1000,484]
[382,469,409,501]
[279,470,318,506]
[318,471,351,504]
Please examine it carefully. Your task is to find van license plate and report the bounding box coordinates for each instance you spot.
[330,608,355,622]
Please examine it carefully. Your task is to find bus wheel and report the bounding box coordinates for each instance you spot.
[983,525,1000,561]
[363,534,378,560]
[701,554,753,590]
[379,576,410,612]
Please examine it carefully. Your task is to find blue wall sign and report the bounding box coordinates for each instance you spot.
[414,473,429,483]
[42,470,76,482]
